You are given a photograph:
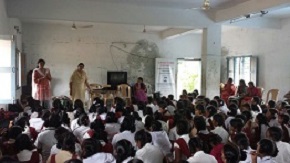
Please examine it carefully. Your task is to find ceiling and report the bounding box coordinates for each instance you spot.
[6,0,290,29]
[84,0,251,10]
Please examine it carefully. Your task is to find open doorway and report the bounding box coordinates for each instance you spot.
[177,59,201,97]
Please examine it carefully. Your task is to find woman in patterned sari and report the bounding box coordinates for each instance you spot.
[32,59,52,109]
[70,63,91,103]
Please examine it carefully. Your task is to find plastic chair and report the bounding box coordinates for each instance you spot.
[266,89,279,103]
[117,84,131,105]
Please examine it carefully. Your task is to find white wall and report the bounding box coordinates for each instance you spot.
[221,21,290,100]
[0,0,8,34]
[22,22,202,97]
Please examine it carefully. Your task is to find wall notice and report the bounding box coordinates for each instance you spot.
[155,58,176,97]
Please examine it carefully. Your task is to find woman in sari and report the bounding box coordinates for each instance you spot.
[134,77,147,103]
[32,59,52,109]
[221,78,236,103]
[70,63,91,103]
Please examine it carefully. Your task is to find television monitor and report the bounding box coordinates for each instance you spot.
[107,72,127,89]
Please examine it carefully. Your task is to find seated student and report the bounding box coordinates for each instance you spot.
[29,109,50,133]
[278,114,290,142]
[149,120,172,157]
[132,111,145,132]
[221,143,240,163]
[225,104,238,130]
[14,116,38,142]
[174,120,191,162]
[267,127,290,163]
[266,109,279,127]
[154,112,168,132]
[229,118,245,142]
[34,114,60,162]
[82,138,115,163]
[50,127,81,156]
[195,104,206,117]
[72,114,90,143]
[251,139,278,163]
[194,116,218,153]
[209,134,224,163]
[232,133,254,163]
[250,97,262,113]
[187,137,218,163]
[104,112,121,142]
[135,129,164,163]
[115,140,135,163]
[205,105,218,130]
[268,100,276,110]
[1,126,23,156]
[253,113,270,141]
[157,100,171,117]
[146,96,157,113]
[221,78,236,103]
[70,100,86,131]
[47,133,80,163]
[241,111,258,149]
[142,107,156,124]
[88,97,103,123]
[112,115,136,149]
[211,114,229,144]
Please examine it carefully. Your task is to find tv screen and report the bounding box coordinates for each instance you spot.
[107,72,127,89]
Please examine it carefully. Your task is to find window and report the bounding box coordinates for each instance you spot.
[0,35,16,104]
[227,56,258,86]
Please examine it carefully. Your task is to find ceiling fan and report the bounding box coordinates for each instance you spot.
[189,0,211,11]
[71,22,93,30]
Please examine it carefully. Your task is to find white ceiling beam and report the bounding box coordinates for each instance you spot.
[6,0,214,28]
[215,0,290,22]
[160,28,198,39]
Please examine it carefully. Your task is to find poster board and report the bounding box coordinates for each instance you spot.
[155,58,176,97]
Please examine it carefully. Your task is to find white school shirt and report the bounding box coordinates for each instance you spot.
[225,116,235,130]
[258,156,277,163]
[34,128,57,162]
[136,143,164,163]
[112,130,136,148]
[150,131,172,155]
[239,147,254,163]
[17,149,42,163]
[29,118,44,132]
[269,119,280,127]
[187,151,217,163]
[122,157,134,163]
[211,126,229,144]
[88,112,98,122]
[70,118,79,131]
[83,153,116,163]
[105,123,121,141]
[73,126,90,142]
[273,141,290,163]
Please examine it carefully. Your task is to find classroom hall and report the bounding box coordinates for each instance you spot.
[1,0,290,163]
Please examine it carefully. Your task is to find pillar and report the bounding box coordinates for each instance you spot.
[201,24,222,98]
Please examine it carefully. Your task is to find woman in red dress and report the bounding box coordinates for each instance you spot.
[32,59,52,109]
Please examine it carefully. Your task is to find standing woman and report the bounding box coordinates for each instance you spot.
[134,77,147,103]
[32,59,52,109]
[70,63,91,103]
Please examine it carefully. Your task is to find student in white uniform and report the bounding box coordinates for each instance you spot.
[135,129,164,163]
[72,114,90,143]
[82,138,116,163]
[211,114,229,144]
[267,127,290,163]
[251,139,278,163]
[115,140,135,163]
[112,116,136,149]
[187,137,217,163]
